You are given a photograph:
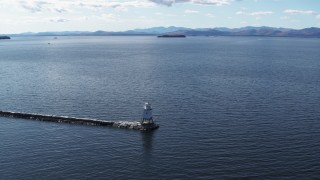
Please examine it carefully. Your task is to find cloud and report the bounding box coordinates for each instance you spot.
[206,13,215,18]
[250,11,273,16]
[149,0,181,6]
[0,0,154,13]
[284,9,318,15]
[280,16,289,20]
[2,0,233,13]
[19,1,50,13]
[50,18,70,23]
[101,13,115,19]
[236,11,273,16]
[185,9,199,13]
[154,12,176,17]
[1,0,71,13]
[149,0,231,6]
[12,16,71,23]
[78,1,154,11]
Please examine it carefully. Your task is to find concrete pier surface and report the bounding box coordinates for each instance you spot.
[0,111,159,131]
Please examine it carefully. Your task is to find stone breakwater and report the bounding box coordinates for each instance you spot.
[0,111,159,131]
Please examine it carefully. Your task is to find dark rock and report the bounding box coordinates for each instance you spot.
[0,36,10,39]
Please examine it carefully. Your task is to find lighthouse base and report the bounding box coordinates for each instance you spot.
[140,123,160,131]
[112,121,159,131]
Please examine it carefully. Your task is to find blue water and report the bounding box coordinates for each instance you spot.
[1,36,320,179]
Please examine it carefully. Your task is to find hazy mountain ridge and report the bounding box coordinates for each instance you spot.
[126,26,192,34]
[8,26,320,38]
[167,27,320,38]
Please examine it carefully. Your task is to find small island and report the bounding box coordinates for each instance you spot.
[158,34,186,38]
[0,36,11,39]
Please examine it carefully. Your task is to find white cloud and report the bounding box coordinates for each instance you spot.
[154,12,176,17]
[78,1,154,11]
[101,13,115,19]
[236,11,273,16]
[49,18,70,23]
[0,0,155,13]
[2,0,72,13]
[206,13,215,18]
[185,9,199,13]
[250,11,273,16]
[149,0,231,6]
[0,0,233,14]
[86,13,119,22]
[290,19,300,23]
[12,16,71,23]
[19,1,48,13]
[236,11,245,15]
[280,16,289,20]
[284,9,318,15]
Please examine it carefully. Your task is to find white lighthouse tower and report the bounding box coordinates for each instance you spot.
[141,102,154,125]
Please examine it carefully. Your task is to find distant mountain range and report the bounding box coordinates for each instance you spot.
[7,26,320,38]
[169,27,320,38]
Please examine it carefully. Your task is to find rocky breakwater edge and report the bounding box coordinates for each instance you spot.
[0,111,159,131]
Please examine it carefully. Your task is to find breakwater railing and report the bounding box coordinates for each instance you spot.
[0,111,159,131]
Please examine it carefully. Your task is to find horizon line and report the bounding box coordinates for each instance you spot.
[2,26,320,35]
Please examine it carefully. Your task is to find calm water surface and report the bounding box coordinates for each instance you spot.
[0,36,320,179]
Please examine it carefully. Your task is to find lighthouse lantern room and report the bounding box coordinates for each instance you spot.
[141,102,154,124]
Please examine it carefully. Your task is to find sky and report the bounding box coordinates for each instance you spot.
[1,0,320,34]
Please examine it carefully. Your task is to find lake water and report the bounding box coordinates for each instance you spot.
[1,36,320,179]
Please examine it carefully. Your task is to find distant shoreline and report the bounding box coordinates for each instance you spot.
[0,36,10,39]
[3,26,320,38]
[6,35,320,39]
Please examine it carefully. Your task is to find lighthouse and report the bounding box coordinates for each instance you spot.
[141,102,154,125]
